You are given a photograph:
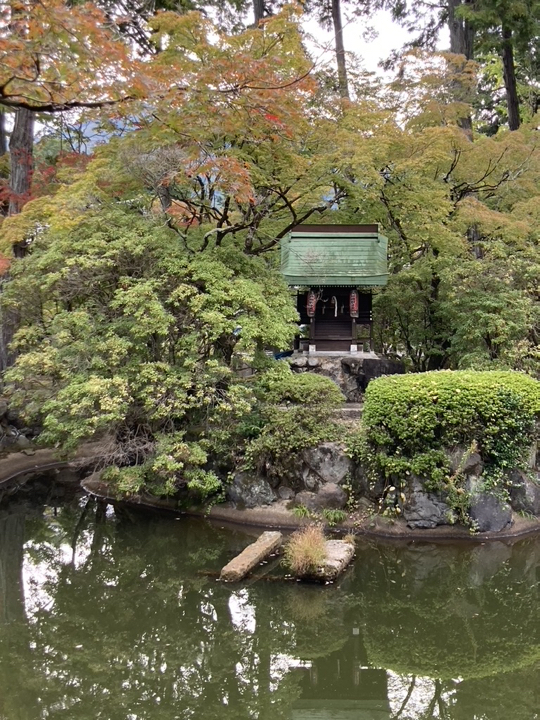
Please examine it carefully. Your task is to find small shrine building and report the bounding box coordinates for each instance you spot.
[281,224,388,353]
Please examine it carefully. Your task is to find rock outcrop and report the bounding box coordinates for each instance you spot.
[392,445,539,532]
[227,442,353,512]
[403,478,452,529]
[227,471,275,509]
[0,396,38,454]
[294,483,347,512]
[226,433,539,536]
[508,469,540,516]
[300,442,352,490]
[469,492,512,533]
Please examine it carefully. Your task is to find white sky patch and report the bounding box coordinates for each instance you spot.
[387,671,458,717]
[228,588,257,634]
[303,10,412,74]
[22,527,93,621]
[303,6,450,84]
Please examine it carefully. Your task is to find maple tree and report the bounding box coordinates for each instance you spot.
[0,0,148,112]
[2,6,336,249]
[0,0,153,221]
[0,1,318,221]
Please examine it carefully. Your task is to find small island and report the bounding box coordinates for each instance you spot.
[1,221,538,541]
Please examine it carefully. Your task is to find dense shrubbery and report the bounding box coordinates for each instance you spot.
[363,370,539,460]
[3,202,300,499]
[254,363,345,407]
[242,363,344,479]
[2,198,347,501]
[355,370,540,520]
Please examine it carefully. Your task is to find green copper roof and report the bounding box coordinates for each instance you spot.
[281,225,388,287]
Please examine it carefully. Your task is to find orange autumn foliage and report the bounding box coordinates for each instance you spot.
[0,252,11,274]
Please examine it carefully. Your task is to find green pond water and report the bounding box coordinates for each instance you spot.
[0,479,539,720]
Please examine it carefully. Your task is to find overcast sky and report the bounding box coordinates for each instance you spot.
[303,9,412,73]
[302,7,449,75]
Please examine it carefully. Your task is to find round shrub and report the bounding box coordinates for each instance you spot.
[360,370,540,519]
[255,363,345,407]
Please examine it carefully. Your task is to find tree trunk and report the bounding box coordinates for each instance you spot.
[253,0,265,24]
[0,278,18,373]
[447,0,475,138]
[8,108,34,219]
[156,184,172,211]
[1,110,33,371]
[0,111,7,157]
[0,111,8,216]
[501,26,521,131]
[528,91,539,119]
[0,510,26,624]
[448,0,474,59]
[8,0,35,218]
[425,256,450,371]
[331,0,349,99]
[467,224,483,258]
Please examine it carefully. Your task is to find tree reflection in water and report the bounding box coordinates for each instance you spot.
[0,483,538,719]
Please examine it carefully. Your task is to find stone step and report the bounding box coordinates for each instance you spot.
[332,403,363,421]
[220,531,283,582]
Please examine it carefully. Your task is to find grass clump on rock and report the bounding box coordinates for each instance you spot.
[284,525,327,576]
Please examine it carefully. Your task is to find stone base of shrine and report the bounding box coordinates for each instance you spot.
[288,352,404,402]
[303,348,379,358]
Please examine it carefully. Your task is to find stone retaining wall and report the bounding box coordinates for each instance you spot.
[227,437,540,534]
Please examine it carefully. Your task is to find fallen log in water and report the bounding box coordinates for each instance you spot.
[220,531,282,582]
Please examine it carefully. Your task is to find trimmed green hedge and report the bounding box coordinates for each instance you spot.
[360,370,540,516]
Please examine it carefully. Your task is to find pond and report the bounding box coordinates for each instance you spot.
[0,478,539,719]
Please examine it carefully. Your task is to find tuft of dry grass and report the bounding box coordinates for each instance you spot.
[343,533,356,545]
[283,525,327,576]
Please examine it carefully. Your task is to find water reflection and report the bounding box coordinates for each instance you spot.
[0,483,538,719]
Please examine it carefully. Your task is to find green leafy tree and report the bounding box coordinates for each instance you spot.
[326,74,540,371]
[2,192,298,496]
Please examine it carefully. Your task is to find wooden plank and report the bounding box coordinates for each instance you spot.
[220,531,283,582]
